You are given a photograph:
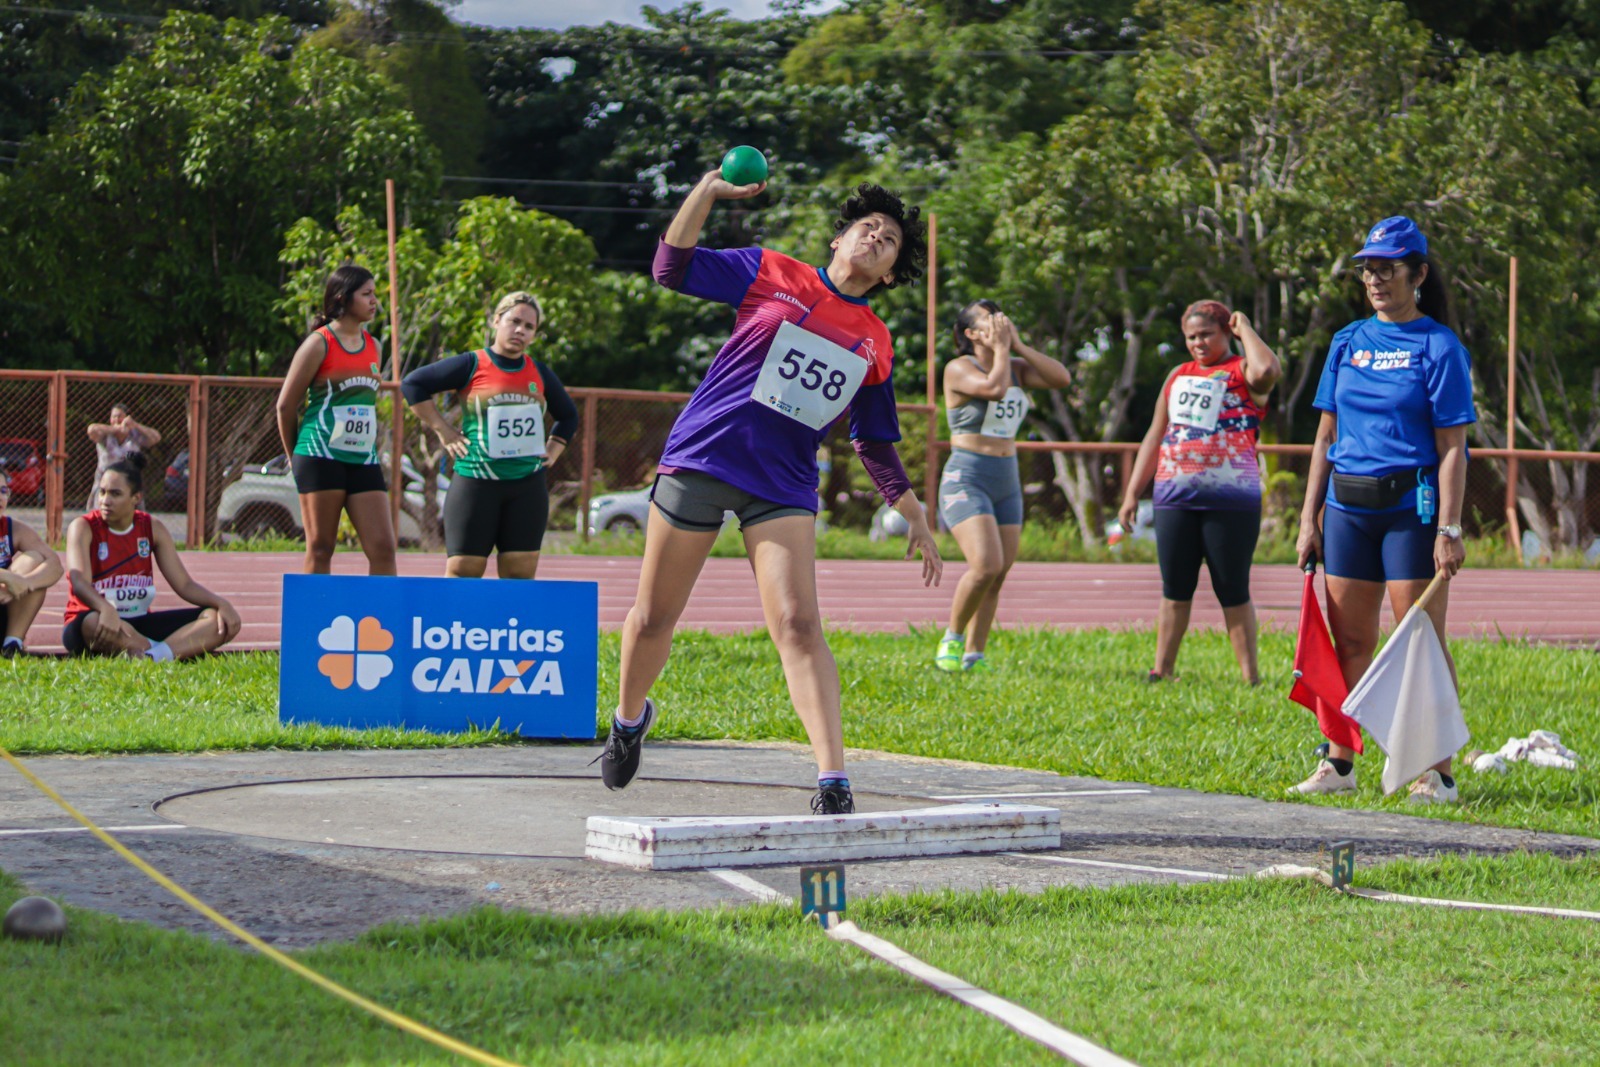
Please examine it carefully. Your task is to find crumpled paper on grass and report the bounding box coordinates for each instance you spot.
[1469,730,1580,774]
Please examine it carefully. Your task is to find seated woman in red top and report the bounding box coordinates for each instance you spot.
[63,456,242,660]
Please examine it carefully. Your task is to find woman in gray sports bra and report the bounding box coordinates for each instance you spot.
[935,299,1071,672]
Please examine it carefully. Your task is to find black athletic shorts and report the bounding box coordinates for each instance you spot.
[61,607,205,656]
[1153,507,1260,608]
[443,470,549,558]
[291,454,387,496]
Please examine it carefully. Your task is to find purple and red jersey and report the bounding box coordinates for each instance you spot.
[1154,356,1265,511]
[653,243,902,511]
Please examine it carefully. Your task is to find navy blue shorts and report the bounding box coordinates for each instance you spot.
[1322,504,1436,582]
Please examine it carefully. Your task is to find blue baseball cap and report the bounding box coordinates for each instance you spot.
[1356,216,1427,259]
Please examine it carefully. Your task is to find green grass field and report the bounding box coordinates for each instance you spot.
[3,628,1597,1065]
[4,628,1595,837]
[3,854,1598,1065]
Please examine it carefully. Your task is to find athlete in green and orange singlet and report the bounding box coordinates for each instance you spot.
[402,291,578,579]
[274,265,398,575]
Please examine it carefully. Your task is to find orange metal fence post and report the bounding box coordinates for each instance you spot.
[45,371,65,542]
[923,212,939,512]
[191,380,211,546]
[577,392,598,542]
[386,179,405,533]
[1505,256,1521,558]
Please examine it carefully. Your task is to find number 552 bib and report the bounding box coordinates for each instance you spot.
[750,321,871,431]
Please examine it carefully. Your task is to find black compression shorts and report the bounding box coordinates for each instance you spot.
[1153,507,1260,608]
[442,470,549,557]
[61,607,205,656]
[291,454,387,496]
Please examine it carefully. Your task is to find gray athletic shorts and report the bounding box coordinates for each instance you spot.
[650,470,813,532]
[939,448,1023,528]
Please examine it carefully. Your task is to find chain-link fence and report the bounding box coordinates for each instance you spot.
[3,368,1597,562]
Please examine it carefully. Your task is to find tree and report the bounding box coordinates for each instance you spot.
[0,11,440,373]
[309,0,488,176]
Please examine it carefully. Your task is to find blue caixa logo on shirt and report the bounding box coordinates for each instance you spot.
[280,574,597,738]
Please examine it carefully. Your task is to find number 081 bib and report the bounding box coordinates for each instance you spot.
[1168,376,1225,432]
[750,321,871,431]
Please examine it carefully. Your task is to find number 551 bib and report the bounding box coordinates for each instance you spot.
[750,321,871,431]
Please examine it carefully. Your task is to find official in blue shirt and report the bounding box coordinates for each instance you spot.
[1290,216,1475,804]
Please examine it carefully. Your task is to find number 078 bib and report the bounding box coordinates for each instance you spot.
[750,321,871,431]
[1168,375,1225,432]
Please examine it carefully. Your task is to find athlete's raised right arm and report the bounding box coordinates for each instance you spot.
[274,331,329,458]
[661,171,766,252]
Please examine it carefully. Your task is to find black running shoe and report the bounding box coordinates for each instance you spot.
[596,698,655,791]
[811,783,855,815]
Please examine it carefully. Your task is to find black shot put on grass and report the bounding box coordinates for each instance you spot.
[4,895,68,942]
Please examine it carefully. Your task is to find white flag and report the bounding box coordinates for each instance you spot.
[1343,601,1470,795]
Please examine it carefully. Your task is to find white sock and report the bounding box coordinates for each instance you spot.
[2,637,21,650]
[943,629,962,643]
[615,702,647,729]
[144,641,174,663]
[962,650,984,665]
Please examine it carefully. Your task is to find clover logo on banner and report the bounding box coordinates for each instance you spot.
[317,615,394,691]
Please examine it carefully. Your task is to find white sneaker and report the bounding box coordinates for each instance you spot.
[1287,759,1356,795]
[1407,770,1459,804]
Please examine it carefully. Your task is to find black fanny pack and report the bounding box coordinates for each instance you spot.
[1331,468,1428,510]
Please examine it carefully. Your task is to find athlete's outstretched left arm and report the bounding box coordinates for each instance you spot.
[151,520,241,639]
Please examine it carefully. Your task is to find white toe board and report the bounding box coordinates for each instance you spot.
[585,803,1062,870]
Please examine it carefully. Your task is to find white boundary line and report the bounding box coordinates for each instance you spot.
[826,920,1141,1067]
[707,867,789,903]
[929,789,1151,801]
[1009,852,1600,923]
[0,824,186,838]
[706,868,1142,1066]
[1345,887,1600,922]
[1007,852,1230,881]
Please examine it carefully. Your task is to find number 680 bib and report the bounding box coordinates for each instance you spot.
[750,321,871,431]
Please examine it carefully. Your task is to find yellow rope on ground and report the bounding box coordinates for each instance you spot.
[0,745,526,1067]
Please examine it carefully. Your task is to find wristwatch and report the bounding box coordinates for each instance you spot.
[1437,523,1463,540]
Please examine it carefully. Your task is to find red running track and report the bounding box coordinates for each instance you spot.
[20,552,1600,654]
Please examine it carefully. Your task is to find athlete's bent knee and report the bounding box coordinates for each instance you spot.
[770,608,823,649]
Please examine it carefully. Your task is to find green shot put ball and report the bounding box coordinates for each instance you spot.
[720,145,768,187]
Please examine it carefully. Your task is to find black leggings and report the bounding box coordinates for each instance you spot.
[1153,507,1260,608]
[443,470,549,557]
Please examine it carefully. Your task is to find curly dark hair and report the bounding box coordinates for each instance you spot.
[833,183,927,295]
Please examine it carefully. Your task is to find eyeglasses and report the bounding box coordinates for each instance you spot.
[1358,262,1402,282]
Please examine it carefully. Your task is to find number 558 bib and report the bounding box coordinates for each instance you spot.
[750,321,871,431]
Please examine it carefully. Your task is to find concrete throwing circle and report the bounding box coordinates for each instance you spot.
[154,775,926,859]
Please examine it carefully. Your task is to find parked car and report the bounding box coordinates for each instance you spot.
[216,455,448,545]
[162,450,189,510]
[0,437,44,503]
[587,488,655,535]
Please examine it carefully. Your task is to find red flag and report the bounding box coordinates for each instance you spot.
[1290,570,1363,753]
